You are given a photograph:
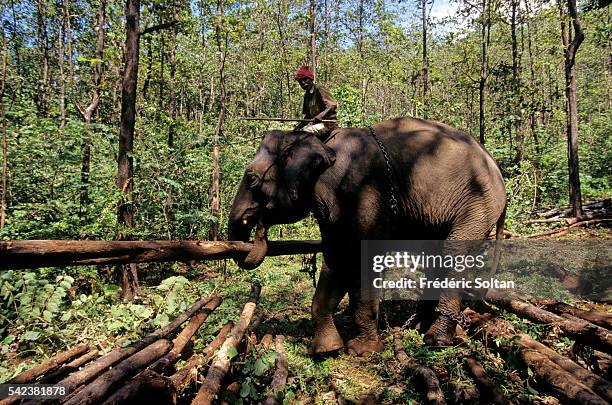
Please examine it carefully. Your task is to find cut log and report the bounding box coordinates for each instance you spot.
[57,294,214,393]
[465,358,510,405]
[465,311,610,404]
[63,339,172,405]
[192,283,262,405]
[169,320,234,392]
[7,343,89,384]
[101,369,175,405]
[487,293,612,352]
[150,296,223,374]
[540,301,612,330]
[0,240,323,270]
[265,335,289,405]
[40,349,99,384]
[392,328,446,405]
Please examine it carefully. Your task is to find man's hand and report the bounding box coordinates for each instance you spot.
[312,115,323,124]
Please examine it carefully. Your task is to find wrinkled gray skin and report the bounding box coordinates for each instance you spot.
[228,117,507,356]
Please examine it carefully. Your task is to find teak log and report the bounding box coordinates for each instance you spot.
[0,240,323,270]
[57,294,214,394]
[150,296,223,374]
[6,343,89,384]
[465,358,511,405]
[392,328,446,405]
[540,301,612,330]
[63,339,173,405]
[192,283,262,405]
[40,349,99,384]
[265,335,289,405]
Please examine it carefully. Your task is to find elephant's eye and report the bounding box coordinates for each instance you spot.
[246,171,261,190]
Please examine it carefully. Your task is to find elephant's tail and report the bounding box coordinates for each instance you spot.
[489,205,507,276]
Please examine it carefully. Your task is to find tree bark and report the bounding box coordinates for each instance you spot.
[422,0,429,117]
[7,344,90,384]
[167,0,177,148]
[265,336,289,405]
[35,0,50,115]
[510,0,523,164]
[479,0,493,144]
[118,0,142,302]
[560,0,584,217]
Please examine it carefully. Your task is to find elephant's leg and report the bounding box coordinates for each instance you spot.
[311,261,346,355]
[424,217,492,346]
[347,289,384,356]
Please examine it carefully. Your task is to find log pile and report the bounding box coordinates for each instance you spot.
[523,199,611,238]
[0,286,267,405]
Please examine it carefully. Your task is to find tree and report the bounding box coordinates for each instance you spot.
[309,0,317,80]
[560,0,584,217]
[421,0,431,116]
[0,20,8,229]
[478,0,494,144]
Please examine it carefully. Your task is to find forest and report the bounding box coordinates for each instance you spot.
[0,0,610,403]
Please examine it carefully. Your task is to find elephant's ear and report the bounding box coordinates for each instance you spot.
[283,137,336,202]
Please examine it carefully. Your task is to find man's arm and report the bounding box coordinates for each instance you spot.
[313,86,337,123]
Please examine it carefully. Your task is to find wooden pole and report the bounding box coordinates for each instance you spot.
[240,117,336,123]
[0,240,323,270]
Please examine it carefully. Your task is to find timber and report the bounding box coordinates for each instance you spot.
[7,343,89,384]
[192,283,262,405]
[0,239,323,270]
[465,358,510,405]
[265,335,289,405]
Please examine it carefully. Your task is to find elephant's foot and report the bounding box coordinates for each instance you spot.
[347,335,384,356]
[310,325,344,355]
[423,316,456,347]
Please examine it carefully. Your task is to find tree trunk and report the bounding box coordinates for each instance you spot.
[560,0,584,217]
[210,0,225,241]
[309,0,317,81]
[511,0,523,164]
[0,25,7,229]
[479,0,492,144]
[62,0,74,79]
[58,20,66,128]
[35,0,49,115]
[167,0,177,148]
[118,0,141,302]
[422,0,429,117]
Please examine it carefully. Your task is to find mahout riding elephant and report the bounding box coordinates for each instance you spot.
[228,117,507,356]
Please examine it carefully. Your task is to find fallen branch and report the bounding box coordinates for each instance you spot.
[392,328,446,405]
[192,283,262,405]
[487,294,612,352]
[0,240,323,270]
[265,335,289,405]
[539,301,612,330]
[523,218,611,238]
[7,343,89,384]
[150,296,223,373]
[465,358,510,405]
[64,339,173,405]
[57,294,214,393]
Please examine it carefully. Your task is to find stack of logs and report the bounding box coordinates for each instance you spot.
[392,293,612,404]
[523,199,611,238]
[0,283,290,405]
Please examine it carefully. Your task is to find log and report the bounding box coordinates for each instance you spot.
[100,369,175,405]
[265,335,289,405]
[169,321,234,392]
[149,296,223,374]
[392,328,446,405]
[0,240,323,270]
[57,294,214,393]
[465,358,510,405]
[540,301,612,330]
[519,334,612,402]
[465,311,610,404]
[7,343,89,384]
[63,339,173,405]
[487,293,612,352]
[40,349,99,384]
[192,283,262,405]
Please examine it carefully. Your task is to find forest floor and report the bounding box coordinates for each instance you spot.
[1,224,611,404]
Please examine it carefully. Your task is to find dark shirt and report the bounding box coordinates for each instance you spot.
[302,83,338,128]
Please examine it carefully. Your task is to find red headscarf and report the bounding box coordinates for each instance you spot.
[295,65,314,81]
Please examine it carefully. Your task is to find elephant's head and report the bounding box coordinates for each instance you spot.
[228,130,336,269]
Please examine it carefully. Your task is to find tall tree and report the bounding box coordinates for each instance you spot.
[560,0,584,217]
[35,0,50,115]
[118,0,141,302]
[211,0,226,241]
[0,21,8,229]
[478,0,494,144]
[167,0,178,148]
[75,0,106,221]
[421,0,430,117]
[510,0,523,163]
[309,0,317,81]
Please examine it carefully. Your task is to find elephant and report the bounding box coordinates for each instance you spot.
[228,117,507,356]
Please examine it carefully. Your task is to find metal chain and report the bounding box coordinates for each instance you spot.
[368,126,399,216]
